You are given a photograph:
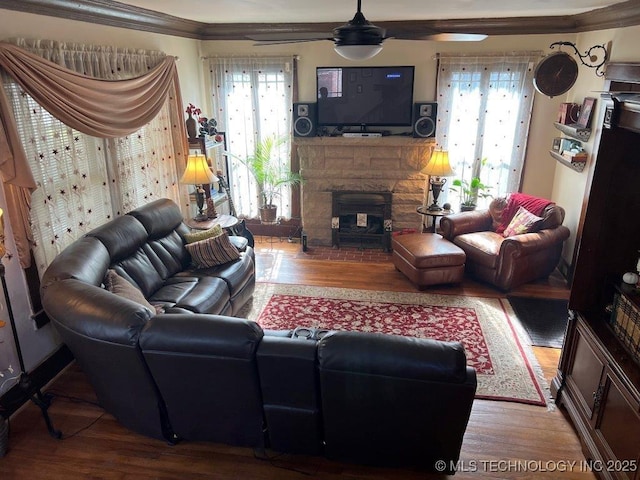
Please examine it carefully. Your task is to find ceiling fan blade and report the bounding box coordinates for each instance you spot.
[247,32,332,42]
[391,32,488,42]
[253,38,332,46]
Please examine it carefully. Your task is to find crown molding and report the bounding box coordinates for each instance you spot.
[573,0,640,32]
[0,0,207,39]
[1,0,639,40]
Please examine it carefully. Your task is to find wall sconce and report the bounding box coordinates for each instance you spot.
[550,41,608,77]
[421,149,455,211]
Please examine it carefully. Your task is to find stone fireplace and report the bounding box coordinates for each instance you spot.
[295,137,435,247]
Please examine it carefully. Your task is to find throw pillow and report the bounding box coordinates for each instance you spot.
[104,269,157,314]
[496,193,553,234]
[183,224,224,244]
[502,206,544,237]
[185,233,240,268]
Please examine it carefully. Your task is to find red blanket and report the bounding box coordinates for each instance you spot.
[496,193,554,233]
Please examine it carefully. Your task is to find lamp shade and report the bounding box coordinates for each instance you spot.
[180,154,217,185]
[421,149,455,177]
[334,44,383,61]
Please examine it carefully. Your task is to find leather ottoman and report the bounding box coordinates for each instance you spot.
[392,233,466,288]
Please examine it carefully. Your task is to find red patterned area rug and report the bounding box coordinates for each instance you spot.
[241,283,550,407]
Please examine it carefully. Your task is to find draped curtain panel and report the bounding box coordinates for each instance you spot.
[436,52,540,207]
[0,40,188,270]
[207,56,294,219]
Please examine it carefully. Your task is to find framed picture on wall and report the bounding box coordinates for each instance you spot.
[576,97,597,128]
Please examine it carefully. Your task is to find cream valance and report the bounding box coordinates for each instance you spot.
[0,42,187,267]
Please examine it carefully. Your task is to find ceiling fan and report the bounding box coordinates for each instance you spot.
[248,0,487,60]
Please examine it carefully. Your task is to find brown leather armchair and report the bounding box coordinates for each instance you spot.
[439,201,570,291]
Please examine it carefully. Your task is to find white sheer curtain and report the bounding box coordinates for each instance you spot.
[107,102,180,215]
[2,39,180,273]
[207,56,294,219]
[436,52,541,208]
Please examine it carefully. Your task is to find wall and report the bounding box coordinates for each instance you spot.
[0,9,203,384]
[200,35,572,200]
[551,25,640,271]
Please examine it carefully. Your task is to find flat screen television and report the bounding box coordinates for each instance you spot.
[316,66,415,128]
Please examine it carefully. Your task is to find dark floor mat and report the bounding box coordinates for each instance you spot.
[507,296,569,348]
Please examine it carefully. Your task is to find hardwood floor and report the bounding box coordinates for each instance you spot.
[0,237,595,479]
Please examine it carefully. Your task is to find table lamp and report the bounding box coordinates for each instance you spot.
[180,154,218,221]
[421,149,455,211]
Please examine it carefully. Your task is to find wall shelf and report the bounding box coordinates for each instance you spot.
[549,150,586,172]
[553,122,592,141]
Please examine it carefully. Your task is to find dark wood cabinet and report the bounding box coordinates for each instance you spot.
[565,320,605,420]
[554,62,640,480]
[561,315,640,479]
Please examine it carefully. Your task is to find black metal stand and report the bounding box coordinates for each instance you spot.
[0,263,61,439]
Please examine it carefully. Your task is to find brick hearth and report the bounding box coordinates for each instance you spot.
[295,136,436,246]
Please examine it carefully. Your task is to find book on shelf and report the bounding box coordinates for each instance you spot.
[561,150,587,162]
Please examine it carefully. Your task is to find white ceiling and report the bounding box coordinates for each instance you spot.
[118,0,628,24]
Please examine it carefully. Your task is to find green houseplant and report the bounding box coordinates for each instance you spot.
[227,134,303,224]
[449,177,492,211]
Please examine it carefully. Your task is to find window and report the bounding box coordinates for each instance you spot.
[1,40,181,274]
[207,57,295,219]
[436,53,539,207]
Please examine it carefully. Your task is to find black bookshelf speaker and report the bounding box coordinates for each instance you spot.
[293,103,317,137]
[412,102,437,138]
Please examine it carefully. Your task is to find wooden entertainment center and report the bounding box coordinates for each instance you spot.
[553,63,640,479]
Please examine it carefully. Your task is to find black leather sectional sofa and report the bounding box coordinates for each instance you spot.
[40,198,477,473]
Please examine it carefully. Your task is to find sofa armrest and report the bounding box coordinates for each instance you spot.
[493,225,571,291]
[42,279,152,345]
[440,210,493,240]
[501,225,571,257]
[229,235,249,252]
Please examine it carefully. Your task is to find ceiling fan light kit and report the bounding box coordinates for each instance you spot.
[333,0,385,60]
[334,44,383,61]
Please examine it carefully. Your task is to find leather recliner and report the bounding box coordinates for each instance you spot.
[440,200,570,291]
[316,331,476,473]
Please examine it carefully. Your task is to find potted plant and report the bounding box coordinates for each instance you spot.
[227,134,303,224]
[449,177,492,211]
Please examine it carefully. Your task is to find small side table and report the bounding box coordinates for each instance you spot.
[416,206,453,233]
[185,214,255,248]
[185,214,239,231]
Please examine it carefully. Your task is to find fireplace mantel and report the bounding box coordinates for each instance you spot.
[294,136,435,148]
[295,136,436,247]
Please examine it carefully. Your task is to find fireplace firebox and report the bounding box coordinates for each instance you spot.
[331,191,392,251]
